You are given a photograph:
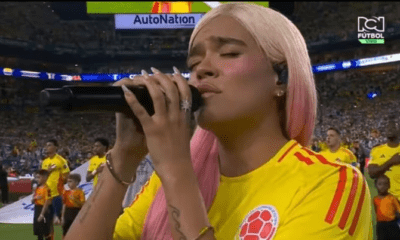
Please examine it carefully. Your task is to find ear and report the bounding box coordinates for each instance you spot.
[273,85,286,97]
[273,62,288,85]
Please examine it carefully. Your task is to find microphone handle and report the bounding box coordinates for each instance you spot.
[40,85,203,117]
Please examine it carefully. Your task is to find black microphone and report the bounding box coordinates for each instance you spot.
[40,85,203,117]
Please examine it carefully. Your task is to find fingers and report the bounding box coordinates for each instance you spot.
[137,69,168,117]
[171,67,192,127]
[121,85,152,125]
[149,67,181,118]
[172,66,192,108]
[116,68,190,127]
[112,76,146,87]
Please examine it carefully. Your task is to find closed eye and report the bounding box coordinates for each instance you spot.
[188,62,199,71]
[188,53,241,70]
[221,52,240,57]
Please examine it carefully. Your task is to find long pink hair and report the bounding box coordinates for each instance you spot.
[142,3,317,239]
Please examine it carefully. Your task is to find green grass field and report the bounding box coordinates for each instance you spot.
[0,171,379,240]
[367,171,378,240]
[0,223,63,240]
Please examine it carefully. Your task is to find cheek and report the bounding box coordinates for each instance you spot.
[221,55,266,79]
[220,56,274,102]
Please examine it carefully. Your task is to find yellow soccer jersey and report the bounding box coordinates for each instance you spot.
[87,155,107,187]
[341,143,352,149]
[113,140,372,240]
[320,147,357,166]
[369,143,400,201]
[320,142,329,151]
[42,154,70,198]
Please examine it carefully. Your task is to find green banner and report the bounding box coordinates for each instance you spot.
[87,1,269,14]
[359,39,385,44]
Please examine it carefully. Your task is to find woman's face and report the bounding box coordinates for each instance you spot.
[188,15,280,130]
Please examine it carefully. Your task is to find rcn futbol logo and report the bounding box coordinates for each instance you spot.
[235,205,279,240]
[358,16,385,44]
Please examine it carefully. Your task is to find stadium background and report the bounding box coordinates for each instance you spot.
[0,2,399,239]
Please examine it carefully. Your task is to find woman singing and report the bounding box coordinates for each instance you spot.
[65,3,372,240]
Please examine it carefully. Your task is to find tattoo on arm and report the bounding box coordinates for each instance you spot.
[78,177,104,223]
[168,204,187,240]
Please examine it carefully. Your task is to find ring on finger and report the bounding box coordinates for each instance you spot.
[180,98,192,113]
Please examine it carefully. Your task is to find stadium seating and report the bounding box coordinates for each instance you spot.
[1,2,399,59]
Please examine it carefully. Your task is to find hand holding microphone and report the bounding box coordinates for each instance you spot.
[115,67,195,180]
[40,80,203,118]
[41,67,200,182]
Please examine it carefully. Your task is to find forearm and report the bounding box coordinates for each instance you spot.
[64,165,132,240]
[368,162,393,178]
[62,204,66,220]
[41,199,52,216]
[161,165,215,240]
[86,172,95,182]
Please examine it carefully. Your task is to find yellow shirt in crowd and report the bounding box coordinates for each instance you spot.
[319,142,329,151]
[320,147,357,166]
[341,143,353,150]
[88,155,107,187]
[113,140,372,239]
[42,154,70,198]
[369,143,400,201]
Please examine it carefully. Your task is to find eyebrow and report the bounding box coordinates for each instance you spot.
[188,36,247,59]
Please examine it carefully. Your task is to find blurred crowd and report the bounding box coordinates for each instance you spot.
[0,76,40,111]
[0,65,399,176]
[1,2,400,64]
[313,68,400,156]
[292,2,400,44]
[0,110,116,176]
[0,2,189,55]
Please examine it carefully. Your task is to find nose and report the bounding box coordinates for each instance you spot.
[196,68,216,81]
[193,55,218,82]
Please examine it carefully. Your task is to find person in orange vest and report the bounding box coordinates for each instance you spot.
[373,174,400,239]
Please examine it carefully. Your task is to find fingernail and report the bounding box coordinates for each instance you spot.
[173,66,181,75]
[141,69,149,77]
[150,67,161,74]
[121,85,133,96]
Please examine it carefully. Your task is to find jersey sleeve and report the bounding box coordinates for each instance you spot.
[79,189,85,203]
[61,158,70,174]
[274,166,373,240]
[344,150,357,165]
[41,159,49,170]
[369,147,380,165]
[113,172,162,240]
[87,157,96,172]
[348,151,357,164]
[392,195,400,214]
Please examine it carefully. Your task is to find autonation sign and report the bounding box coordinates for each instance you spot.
[115,14,205,29]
